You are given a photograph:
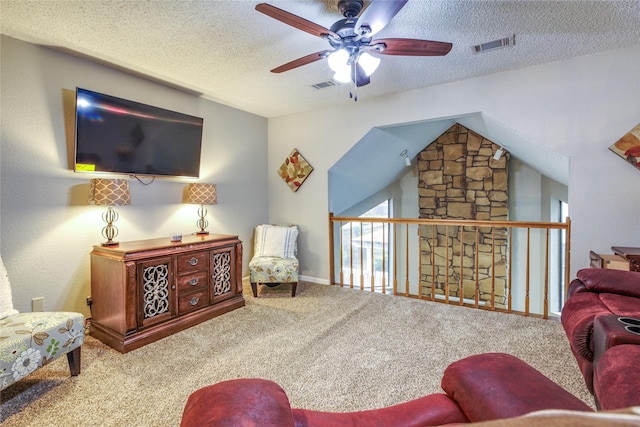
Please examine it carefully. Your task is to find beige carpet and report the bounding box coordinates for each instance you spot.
[1,281,594,426]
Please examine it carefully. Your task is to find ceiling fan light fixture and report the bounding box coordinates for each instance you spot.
[358,52,380,76]
[333,68,352,83]
[328,49,349,72]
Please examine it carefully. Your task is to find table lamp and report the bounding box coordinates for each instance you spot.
[88,178,131,246]
[184,183,217,235]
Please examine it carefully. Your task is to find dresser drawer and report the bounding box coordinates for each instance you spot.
[177,270,209,293]
[177,251,208,273]
[178,288,209,315]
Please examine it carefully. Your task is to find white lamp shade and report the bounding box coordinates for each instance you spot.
[333,68,352,83]
[358,52,380,76]
[328,49,349,72]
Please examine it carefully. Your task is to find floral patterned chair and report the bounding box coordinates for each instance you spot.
[249,224,299,297]
[0,256,85,391]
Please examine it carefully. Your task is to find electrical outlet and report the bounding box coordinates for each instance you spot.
[32,297,44,312]
[86,297,92,306]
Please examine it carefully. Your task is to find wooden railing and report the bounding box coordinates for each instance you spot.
[328,213,571,319]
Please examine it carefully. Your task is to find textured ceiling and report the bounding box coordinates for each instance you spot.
[2,0,640,118]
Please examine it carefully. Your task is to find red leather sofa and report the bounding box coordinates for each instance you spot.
[180,353,593,427]
[560,268,640,394]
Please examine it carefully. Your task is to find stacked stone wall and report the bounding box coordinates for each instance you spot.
[418,124,509,306]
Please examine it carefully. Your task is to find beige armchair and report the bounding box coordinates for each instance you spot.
[248,224,299,297]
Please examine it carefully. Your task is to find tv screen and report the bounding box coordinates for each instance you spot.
[74,87,203,178]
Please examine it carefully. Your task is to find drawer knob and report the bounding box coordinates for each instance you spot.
[189,297,199,306]
[189,257,199,266]
[189,278,199,286]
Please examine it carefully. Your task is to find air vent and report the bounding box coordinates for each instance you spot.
[472,35,515,54]
[311,80,339,90]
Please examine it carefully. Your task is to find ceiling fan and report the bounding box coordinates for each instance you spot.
[255,0,452,99]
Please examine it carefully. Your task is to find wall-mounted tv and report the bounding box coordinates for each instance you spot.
[74,87,203,178]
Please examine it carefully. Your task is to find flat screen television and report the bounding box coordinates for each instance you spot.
[74,87,203,178]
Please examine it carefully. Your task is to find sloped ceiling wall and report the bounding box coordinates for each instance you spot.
[329,112,568,216]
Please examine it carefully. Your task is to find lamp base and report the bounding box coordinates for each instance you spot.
[196,231,209,235]
[101,240,119,247]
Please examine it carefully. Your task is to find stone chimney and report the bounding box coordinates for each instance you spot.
[418,124,509,306]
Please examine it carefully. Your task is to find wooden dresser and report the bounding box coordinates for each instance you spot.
[90,234,244,353]
[612,246,640,272]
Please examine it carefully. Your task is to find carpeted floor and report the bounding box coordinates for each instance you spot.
[1,281,594,426]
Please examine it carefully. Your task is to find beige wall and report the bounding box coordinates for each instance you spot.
[1,36,269,314]
[2,34,639,313]
[268,45,640,283]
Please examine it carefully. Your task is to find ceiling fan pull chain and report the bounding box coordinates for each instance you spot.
[350,63,358,101]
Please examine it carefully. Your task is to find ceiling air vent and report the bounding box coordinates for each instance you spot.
[472,35,515,54]
[311,80,339,90]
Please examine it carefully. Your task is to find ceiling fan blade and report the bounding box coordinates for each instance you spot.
[354,0,408,38]
[271,50,332,73]
[373,38,453,56]
[354,63,371,87]
[256,3,338,39]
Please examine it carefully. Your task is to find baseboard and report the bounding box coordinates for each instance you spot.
[299,275,330,285]
[242,274,330,285]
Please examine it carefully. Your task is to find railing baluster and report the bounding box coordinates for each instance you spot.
[382,222,386,294]
[508,227,513,313]
[393,223,398,295]
[329,215,570,320]
[360,221,364,291]
[370,221,374,293]
[491,227,496,310]
[328,213,335,285]
[338,222,344,286]
[474,227,479,308]
[544,228,550,319]
[429,224,435,300]
[526,227,531,316]
[405,223,409,297]
[445,225,450,304]
[349,222,353,289]
[459,225,464,306]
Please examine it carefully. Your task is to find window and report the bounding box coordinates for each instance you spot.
[550,199,569,315]
[340,200,391,292]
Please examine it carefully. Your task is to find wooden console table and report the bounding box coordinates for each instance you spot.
[90,234,244,353]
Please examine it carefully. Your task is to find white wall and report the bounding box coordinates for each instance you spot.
[1,36,269,314]
[269,45,640,283]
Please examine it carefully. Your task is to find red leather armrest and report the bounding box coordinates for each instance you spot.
[441,353,592,422]
[292,393,468,427]
[180,379,296,427]
[576,268,640,298]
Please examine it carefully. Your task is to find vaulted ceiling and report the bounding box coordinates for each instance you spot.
[2,1,640,118]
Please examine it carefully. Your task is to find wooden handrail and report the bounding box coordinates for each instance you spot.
[328,214,571,319]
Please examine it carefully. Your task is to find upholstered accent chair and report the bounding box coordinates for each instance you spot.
[0,256,85,390]
[249,224,299,297]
